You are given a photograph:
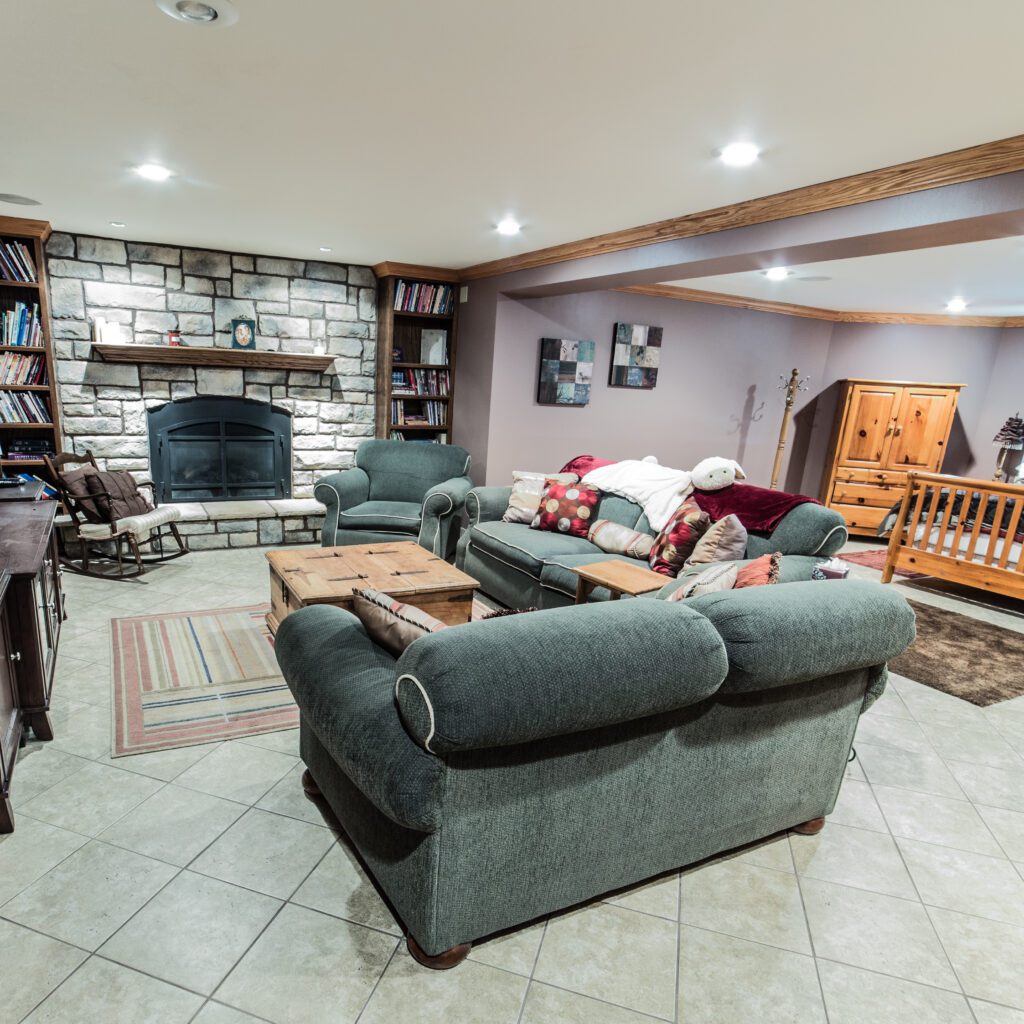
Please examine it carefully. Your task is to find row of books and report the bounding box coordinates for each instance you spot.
[0,351,47,385]
[390,398,447,426]
[389,431,448,445]
[0,390,51,424]
[393,281,454,316]
[2,472,57,498]
[390,368,450,396]
[0,302,42,347]
[0,240,37,283]
[3,438,55,462]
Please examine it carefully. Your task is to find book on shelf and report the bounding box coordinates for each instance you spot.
[393,281,454,316]
[10,473,57,498]
[0,301,42,347]
[0,240,37,283]
[390,367,450,396]
[3,438,55,461]
[0,350,47,385]
[390,398,447,426]
[0,389,50,424]
[389,430,448,444]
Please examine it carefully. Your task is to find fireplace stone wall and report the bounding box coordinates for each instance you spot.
[44,232,377,498]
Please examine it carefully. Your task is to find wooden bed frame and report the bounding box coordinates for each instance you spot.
[882,472,1024,600]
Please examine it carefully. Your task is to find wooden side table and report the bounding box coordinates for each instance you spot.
[573,559,667,604]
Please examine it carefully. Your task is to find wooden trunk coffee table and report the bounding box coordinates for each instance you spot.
[572,559,666,604]
[265,541,480,635]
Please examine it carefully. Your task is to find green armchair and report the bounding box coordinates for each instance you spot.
[314,439,472,559]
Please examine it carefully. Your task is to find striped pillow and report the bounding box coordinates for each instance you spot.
[588,519,654,559]
[351,588,448,658]
[669,562,738,601]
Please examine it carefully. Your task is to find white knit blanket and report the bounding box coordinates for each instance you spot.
[582,459,692,531]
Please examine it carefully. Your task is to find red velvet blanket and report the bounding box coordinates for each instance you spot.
[691,483,820,533]
[559,454,617,477]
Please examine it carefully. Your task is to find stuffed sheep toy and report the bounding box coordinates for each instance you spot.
[691,457,746,491]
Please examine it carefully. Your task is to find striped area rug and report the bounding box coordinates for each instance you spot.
[111,604,297,757]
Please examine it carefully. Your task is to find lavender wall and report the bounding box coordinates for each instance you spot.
[455,287,1015,494]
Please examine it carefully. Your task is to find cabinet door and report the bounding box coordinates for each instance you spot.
[888,387,957,471]
[836,384,902,469]
[0,614,17,793]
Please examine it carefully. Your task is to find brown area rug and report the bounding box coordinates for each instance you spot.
[843,548,928,579]
[889,600,1024,706]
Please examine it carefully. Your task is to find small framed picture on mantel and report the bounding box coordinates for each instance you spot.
[231,318,257,350]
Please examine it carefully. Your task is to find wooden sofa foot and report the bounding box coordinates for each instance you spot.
[407,934,472,970]
[791,816,826,835]
[301,769,321,799]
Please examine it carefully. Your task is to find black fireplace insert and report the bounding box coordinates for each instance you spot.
[147,397,291,503]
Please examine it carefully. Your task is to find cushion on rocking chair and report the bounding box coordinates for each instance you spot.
[58,466,106,523]
[78,504,182,540]
[85,471,153,521]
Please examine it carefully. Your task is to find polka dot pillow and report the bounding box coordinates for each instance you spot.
[530,479,601,538]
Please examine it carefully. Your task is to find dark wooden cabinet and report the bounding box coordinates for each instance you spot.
[0,502,64,832]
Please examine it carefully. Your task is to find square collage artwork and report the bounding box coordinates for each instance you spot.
[537,337,595,405]
[609,322,662,388]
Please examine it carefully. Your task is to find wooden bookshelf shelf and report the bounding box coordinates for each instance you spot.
[378,274,459,444]
[0,218,60,478]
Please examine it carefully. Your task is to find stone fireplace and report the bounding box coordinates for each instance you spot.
[148,397,292,503]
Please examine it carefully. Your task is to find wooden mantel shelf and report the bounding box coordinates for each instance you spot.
[91,343,336,372]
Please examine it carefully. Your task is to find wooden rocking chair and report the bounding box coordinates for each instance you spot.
[44,451,188,579]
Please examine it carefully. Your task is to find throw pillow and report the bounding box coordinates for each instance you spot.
[648,501,711,576]
[669,562,739,601]
[685,514,748,566]
[84,470,153,522]
[588,518,654,560]
[734,551,783,588]
[482,606,538,619]
[502,471,578,525]
[530,479,601,538]
[58,466,105,523]
[351,588,448,657]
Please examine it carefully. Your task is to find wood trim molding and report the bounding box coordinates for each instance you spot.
[615,284,1024,328]
[459,134,1024,281]
[372,261,461,283]
[91,343,336,371]
[0,215,51,242]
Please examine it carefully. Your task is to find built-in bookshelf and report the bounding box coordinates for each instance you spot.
[375,270,459,443]
[0,217,61,478]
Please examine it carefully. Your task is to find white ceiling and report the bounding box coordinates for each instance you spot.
[665,236,1024,315]
[4,1,1024,269]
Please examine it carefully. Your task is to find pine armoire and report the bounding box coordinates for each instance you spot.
[820,379,964,536]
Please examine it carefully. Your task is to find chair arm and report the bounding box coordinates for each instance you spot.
[760,503,848,557]
[465,486,513,528]
[419,476,474,556]
[394,601,727,753]
[314,468,371,545]
[274,604,443,832]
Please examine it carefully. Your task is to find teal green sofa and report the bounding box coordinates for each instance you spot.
[275,579,915,967]
[456,486,848,608]
[314,440,473,560]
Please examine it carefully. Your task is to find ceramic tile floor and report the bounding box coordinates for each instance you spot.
[2,543,1024,1023]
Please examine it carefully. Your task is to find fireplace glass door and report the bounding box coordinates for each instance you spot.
[148,398,291,503]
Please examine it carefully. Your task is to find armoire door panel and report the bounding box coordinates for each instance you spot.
[888,388,957,470]
[838,386,901,468]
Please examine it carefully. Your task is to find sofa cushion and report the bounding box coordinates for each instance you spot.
[531,479,601,537]
[503,471,579,525]
[337,500,421,533]
[588,519,654,560]
[470,521,600,578]
[649,501,711,576]
[686,514,748,567]
[669,562,738,601]
[735,551,782,588]
[394,600,728,753]
[592,494,648,531]
[539,552,640,600]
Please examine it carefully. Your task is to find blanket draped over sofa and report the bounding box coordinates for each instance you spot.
[691,482,820,533]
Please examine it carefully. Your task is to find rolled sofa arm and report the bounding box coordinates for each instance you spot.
[688,579,915,694]
[393,601,728,754]
[313,468,371,546]
[465,486,513,527]
[419,475,474,555]
[759,503,848,558]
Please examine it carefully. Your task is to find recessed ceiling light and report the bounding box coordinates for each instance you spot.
[719,142,761,167]
[109,221,126,228]
[946,297,967,313]
[496,217,521,236]
[764,267,790,281]
[0,193,41,206]
[135,163,173,182]
[319,246,333,253]
[155,0,238,25]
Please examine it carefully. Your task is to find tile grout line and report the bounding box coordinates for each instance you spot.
[786,830,833,1024]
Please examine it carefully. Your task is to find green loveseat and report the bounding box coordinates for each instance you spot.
[314,439,473,560]
[456,486,848,608]
[275,579,915,967]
